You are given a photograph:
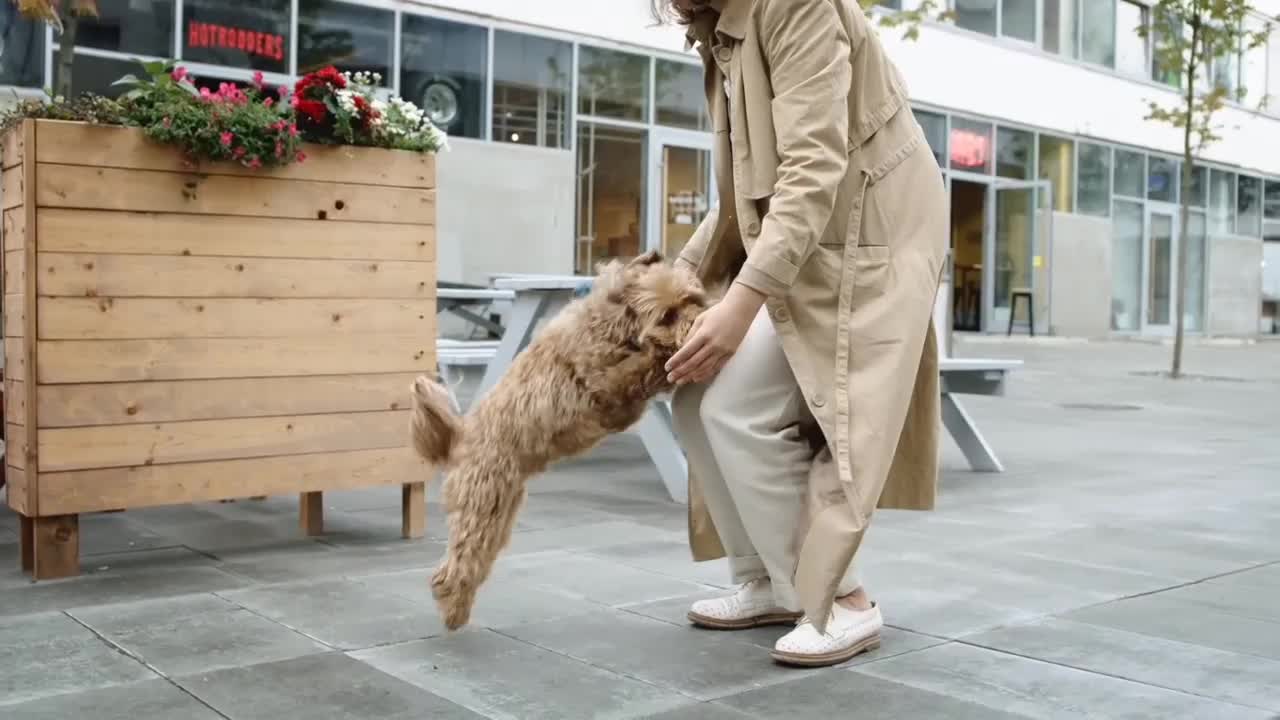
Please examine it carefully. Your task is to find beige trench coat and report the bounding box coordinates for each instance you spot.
[676,0,948,630]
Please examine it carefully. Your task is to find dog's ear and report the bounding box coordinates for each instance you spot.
[626,250,663,268]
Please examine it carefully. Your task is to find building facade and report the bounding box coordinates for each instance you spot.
[2,0,1278,337]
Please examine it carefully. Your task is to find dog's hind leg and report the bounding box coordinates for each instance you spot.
[431,465,528,630]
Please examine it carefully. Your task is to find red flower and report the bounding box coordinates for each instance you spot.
[295,150,307,163]
[220,131,234,147]
[292,96,327,124]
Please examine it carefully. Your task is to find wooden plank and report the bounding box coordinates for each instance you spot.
[300,492,324,536]
[39,297,436,339]
[1,167,21,210]
[6,379,25,426]
[4,336,24,383]
[3,293,21,337]
[38,209,434,260]
[37,447,425,514]
[38,410,411,472]
[2,128,22,169]
[37,253,436,300]
[4,249,24,296]
[20,514,34,571]
[37,373,420,428]
[36,121,435,189]
[22,121,38,517]
[402,482,425,539]
[6,466,27,514]
[7,423,26,469]
[3,207,25,250]
[31,515,79,580]
[39,335,434,384]
[36,164,435,225]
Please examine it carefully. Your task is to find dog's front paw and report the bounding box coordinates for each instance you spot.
[430,562,476,631]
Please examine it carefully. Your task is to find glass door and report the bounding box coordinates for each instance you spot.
[1143,204,1179,333]
[647,128,714,258]
[987,178,1050,333]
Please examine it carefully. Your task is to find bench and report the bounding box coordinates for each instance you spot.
[436,339,502,412]
[938,357,1021,472]
[438,285,515,339]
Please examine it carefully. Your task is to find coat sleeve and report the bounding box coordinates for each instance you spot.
[675,204,719,273]
[734,0,853,299]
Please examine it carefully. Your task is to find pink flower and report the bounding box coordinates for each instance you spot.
[275,140,285,158]
[233,146,247,159]
[295,151,307,163]
[287,122,298,137]
[199,87,213,100]
[248,156,263,169]
[263,97,274,108]
[170,67,189,83]
[220,131,234,147]
[278,85,290,98]
[252,71,265,89]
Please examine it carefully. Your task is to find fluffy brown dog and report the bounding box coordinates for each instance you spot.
[411,250,710,629]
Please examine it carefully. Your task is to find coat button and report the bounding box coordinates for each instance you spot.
[715,46,732,63]
[746,221,760,236]
[772,306,790,323]
[812,395,826,408]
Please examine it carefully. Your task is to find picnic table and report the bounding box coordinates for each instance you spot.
[438,281,513,338]
[464,274,1018,503]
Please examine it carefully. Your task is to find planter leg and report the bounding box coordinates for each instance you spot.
[30,515,80,580]
[402,482,425,539]
[299,492,324,536]
[19,515,34,573]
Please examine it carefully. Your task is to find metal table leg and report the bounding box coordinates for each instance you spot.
[633,400,688,504]
[940,392,1003,472]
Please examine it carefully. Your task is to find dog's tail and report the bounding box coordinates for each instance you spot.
[411,376,463,467]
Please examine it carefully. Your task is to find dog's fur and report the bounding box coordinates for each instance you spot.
[411,251,710,629]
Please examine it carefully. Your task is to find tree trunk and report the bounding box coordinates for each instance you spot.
[54,15,78,99]
[1171,22,1200,380]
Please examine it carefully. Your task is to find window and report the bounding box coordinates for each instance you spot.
[51,54,140,98]
[1042,0,1078,57]
[1002,0,1037,42]
[1209,46,1238,96]
[954,0,997,36]
[1150,8,1181,87]
[996,127,1034,179]
[1147,155,1177,202]
[917,110,946,168]
[1080,0,1117,67]
[1185,211,1206,331]
[578,46,650,123]
[1241,15,1268,106]
[1114,1,1148,76]
[949,117,993,174]
[1111,200,1143,330]
[1178,164,1207,208]
[297,0,393,84]
[1113,149,1145,198]
[1076,142,1111,216]
[492,31,571,149]
[70,0,175,58]
[400,15,488,140]
[183,0,290,74]
[576,123,646,273]
[1237,175,1262,237]
[0,5,44,87]
[1266,180,1280,221]
[1038,135,1074,212]
[655,60,707,131]
[1209,169,1236,235]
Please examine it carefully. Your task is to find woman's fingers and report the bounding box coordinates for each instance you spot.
[670,343,718,383]
[665,324,707,374]
[687,350,730,384]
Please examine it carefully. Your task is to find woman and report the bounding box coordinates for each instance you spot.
[657,0,947,667]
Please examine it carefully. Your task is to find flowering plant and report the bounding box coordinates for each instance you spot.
[292,67,448,153]
[117,61,304,168]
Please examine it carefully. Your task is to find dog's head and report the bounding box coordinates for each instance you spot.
[595,250,709,353]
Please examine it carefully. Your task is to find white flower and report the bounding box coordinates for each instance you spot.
[334,88,357,114]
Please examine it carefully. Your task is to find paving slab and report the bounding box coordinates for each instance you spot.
[0,611,156,707]
[969,617,1280,712]
[3,678,221,720]
[353,629,689,719]
[854,641,1274,719]
[219,578,448,650]
[0,563,251,618]
[1062,593,1280,661]
[492,549,714,606]
[69,593,328,677]
[179,652,483,719]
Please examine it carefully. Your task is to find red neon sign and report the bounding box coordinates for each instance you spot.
[187,22,286,62]
[949,129,990,170]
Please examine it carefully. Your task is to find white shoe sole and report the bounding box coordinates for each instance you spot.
[687,609,803,630]
[770,633,881,667]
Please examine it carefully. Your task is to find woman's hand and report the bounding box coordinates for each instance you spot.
[665,283,767,385]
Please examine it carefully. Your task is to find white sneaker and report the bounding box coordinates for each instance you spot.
[687,578,802,630]
[770,602,883,667]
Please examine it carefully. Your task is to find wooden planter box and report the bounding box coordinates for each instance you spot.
[2,119,437,579]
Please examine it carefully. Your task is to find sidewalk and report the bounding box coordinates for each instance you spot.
[2,338,1278,718]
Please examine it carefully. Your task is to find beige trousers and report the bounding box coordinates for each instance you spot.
[672,308,861,611]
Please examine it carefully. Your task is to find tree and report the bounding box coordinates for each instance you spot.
[1139,0,1274,378]
[858,0,953,41]
[9,0,99,98]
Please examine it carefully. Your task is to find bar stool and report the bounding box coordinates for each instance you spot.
[1007,287,1035,336]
